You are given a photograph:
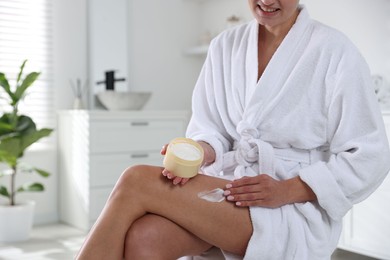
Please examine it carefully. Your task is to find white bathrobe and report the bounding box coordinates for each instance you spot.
[186,6,390,260]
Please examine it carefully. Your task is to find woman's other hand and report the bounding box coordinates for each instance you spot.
[160,144,190,185]
[224,174,316,208]
[223,175,288,208]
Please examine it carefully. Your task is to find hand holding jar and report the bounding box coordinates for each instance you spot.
[161,138,215,185]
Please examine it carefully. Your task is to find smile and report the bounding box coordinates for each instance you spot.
[258,3,280,13]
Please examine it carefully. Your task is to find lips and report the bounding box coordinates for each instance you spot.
[257,3,280,13]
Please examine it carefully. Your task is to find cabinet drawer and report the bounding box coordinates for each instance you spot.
[90,120,185,153]
[90,152,164,187]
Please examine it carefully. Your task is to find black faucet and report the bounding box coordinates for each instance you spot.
[96,70,126,90]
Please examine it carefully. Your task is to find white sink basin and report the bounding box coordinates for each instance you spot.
[97,91,151,110]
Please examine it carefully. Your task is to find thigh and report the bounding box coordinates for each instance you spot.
[125,213,212,259]
[126,165,253,255]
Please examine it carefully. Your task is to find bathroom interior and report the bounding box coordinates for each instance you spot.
[0,0,390,259]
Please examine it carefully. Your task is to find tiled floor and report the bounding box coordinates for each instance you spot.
[0,224,85,260]
[0,224,380,260]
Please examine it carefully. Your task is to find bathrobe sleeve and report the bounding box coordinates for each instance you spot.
[299,48,390,221]
[186,40,233,175]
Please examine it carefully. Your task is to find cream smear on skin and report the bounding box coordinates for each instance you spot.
[171,143,201,161]
[198,188,225,203]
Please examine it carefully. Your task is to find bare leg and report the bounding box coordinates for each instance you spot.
[125,214,212,259]
[76,165,253,259]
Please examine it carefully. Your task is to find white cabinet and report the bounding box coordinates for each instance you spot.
[58,110,189,230]
[338,112,390,259]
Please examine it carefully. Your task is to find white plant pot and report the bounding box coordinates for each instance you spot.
[0,200,35,242]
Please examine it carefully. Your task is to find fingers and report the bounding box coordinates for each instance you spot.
[224,186,264,207]
[162,168,169,177]
[161,169,189,185]
[173,177,182,185]
[225,183,262,195]
[160,144,168,155]
[225,192,263,204]
[230,176,256,186]
[229,175,268,187]
[161,169,175,180]
[230,199,269,207]
[224,176,264,196]
[224,189,278,208]
[225,197,278,208]
[225,175,273,194]
[223,175,284,208]
[180,178,190,185]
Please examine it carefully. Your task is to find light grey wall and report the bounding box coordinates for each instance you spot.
[127,0,203,111]
[301,0,390,80]
[200,0,252,38]
[53,0,88,112]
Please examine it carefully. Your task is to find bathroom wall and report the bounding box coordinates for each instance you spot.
[53,0,88,112]
[199,0,252,38]
[301,0,390,79]
[127,0,202,111]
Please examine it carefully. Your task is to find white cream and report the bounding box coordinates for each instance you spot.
[197,188,225,203]
[171,142,201,161]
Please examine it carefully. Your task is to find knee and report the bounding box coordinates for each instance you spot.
[108,165,151,201]
[118,164,146,185]
[124,215,166,258]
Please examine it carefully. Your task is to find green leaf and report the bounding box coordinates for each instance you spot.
[0,113,37,139]
[0,137,21,159]
[18,163,51,178]
[17,60,27,85]
[17,183,44,192]
[15,115,36,134]
[0,121,13,136]
[0,132,19,142]
[0,72,12,96]
[0,74,17,104]
[14,72,40,102]
[20,128,53,152]
[0,186,10,198]
[0,150,17,166]
[33,168,50,178]
[0,128,53,159]
[0,114,36,137]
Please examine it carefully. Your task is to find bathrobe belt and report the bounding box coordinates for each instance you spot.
[222,138,329,179]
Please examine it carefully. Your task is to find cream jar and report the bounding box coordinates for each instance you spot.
[163,138,204,178]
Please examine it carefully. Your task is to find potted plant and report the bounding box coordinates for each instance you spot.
[0,60,53,242]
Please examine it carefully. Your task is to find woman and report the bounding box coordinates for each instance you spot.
[76,0,390,259]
